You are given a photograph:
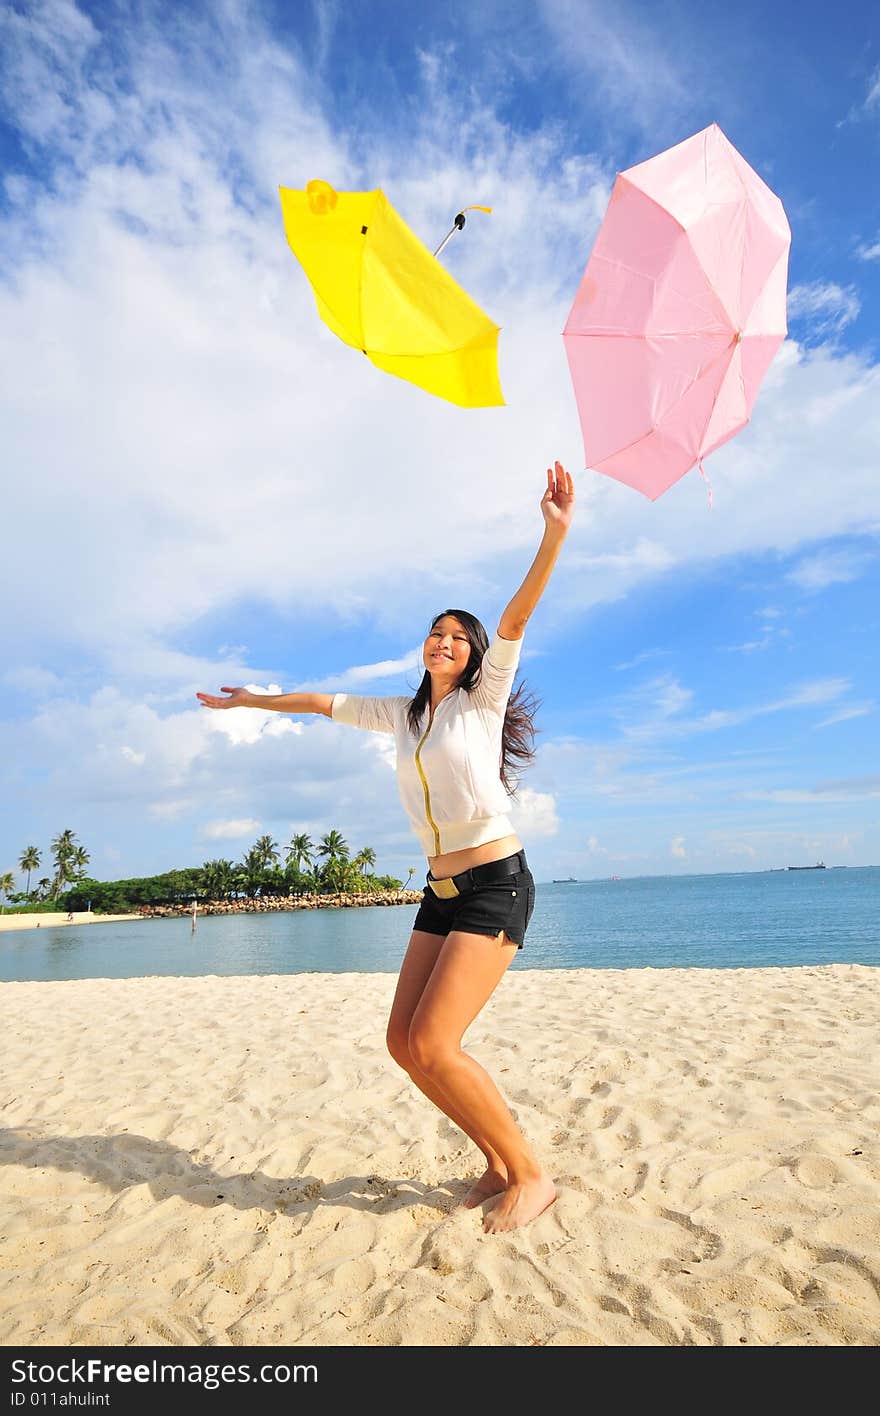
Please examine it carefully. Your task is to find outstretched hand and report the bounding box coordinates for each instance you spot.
[542,460,575,532]
[196,687,252,710]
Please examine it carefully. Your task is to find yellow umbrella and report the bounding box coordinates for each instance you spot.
[278,179,504,408]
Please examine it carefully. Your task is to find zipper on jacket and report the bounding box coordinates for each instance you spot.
[414,718,442,855]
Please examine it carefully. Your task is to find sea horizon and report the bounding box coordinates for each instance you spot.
[1,866,876,983]
[542,862,876,883]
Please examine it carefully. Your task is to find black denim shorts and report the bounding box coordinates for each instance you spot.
[412,864,536,949]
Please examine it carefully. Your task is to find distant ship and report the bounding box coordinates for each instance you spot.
[787,862,825,870]
[552,877,577,883]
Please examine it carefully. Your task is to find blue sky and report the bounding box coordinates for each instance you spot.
[1,0,878,888]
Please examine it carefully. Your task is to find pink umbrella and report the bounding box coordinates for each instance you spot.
[563,123,791,502]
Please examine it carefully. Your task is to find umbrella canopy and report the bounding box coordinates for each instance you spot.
[279,180,504,408]
[563,124,791,500]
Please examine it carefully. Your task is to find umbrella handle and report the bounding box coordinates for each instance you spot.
[433,205,493,258]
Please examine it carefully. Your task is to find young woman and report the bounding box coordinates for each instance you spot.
[197,461,575,1231]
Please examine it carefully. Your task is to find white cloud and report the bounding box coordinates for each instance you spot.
[0,666,64,695]
[670,835,686,858]
[567,539,675,576]
[205,690,304,746]
[365,732,399,774]
[675,677,849,736]
[600,671,852,750]
[816,704,874,728]
[613,648,668,672]
[149,800,192,822]
[856,236,880,262]
[839,65,880,127]
[742,776,880,803]
[651,677,693,720]
[787,547,873,591]
[308,649,423,692]
[537,0,690,137]
[725,636,773,654]
[725,603,790,653]
[787,282,860,339]
[199,818,261,841]
[783,678,850,707]
[510,786,559,837]
[611,674,692,740]
[0,0,101,152]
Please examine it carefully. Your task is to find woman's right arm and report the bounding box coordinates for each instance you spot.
[196,687,334,717]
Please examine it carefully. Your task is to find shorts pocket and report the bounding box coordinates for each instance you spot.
[456,881,521,939]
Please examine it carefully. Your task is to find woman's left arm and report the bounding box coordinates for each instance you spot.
[498,461,575,640]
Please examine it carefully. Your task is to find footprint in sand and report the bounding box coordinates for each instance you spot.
[418,1214,475,1277]
[792,1155,839,1189]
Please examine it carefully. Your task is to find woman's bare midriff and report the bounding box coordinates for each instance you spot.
[427,833,523,880]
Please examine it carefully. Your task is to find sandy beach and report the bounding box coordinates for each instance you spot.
[1,964,877,1347]
[0,912,141,933]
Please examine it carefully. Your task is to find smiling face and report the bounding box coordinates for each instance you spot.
[423,614,472,685]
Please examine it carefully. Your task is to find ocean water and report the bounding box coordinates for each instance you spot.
[0,867,877,983]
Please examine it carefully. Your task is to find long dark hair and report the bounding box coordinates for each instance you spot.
[406,609,539,795]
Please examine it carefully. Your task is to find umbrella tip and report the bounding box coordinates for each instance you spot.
[697,457,714,510]
[306,179,338,215]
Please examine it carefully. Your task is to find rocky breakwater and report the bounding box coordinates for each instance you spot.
[139,891,423,920]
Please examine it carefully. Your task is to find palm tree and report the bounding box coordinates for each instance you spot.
[231,863,246,900]
[284,832,314,875]
[71,844,90,880]
[404,867,416,890]
[200,860,217,899]
[241,847,264,899]
[318,830,349,863]
[253,834,280,871]
[201,859,235,901]
[354,846,377,876]
[317,830,349,893]
[19,846,41,898]
[0,871,14,911]
[284,831,315,896]
[50,828,80,900]
[36,878,51,901]
[215,859,235,900]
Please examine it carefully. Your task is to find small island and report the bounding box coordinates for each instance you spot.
[1,827,421,923]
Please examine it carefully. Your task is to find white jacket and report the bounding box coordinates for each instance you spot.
[331,633,523,855]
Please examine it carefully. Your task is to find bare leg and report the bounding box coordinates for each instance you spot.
[387,931,508,1202]
[407,930,556,1233]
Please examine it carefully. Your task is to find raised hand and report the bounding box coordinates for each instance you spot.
[195,686,254,710]
[541,460,575,532]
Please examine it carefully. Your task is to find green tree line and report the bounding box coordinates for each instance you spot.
[3,830,415,913]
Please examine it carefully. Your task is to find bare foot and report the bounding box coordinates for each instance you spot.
[482,1175,557,1233]
[456,1166,508,1210]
